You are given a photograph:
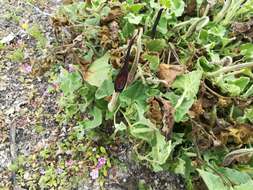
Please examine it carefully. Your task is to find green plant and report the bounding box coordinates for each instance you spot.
[27,24,47,48]
[8,48,24,62]
[14,0,253,189]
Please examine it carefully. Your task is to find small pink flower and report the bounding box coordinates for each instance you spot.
[22,63,32,73]
[90,168,99,180]
[52,82,59,90]
[97,157,106,169]
[66,160,74,167]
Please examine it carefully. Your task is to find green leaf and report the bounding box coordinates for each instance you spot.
[78,106,102,130]
[143,54,160,72]
[197,169,228,190]
[172,70,202,97]
[27,24,47,48]
[130,103,156,143]
[120,81,148,105]
[239,107,253,124]
[124,13,143,24]
[215,76,250,96]
[171,70,202,122]
[160,0,170,8]
[240,43,253,60]
[95,79,114,99]
[217,168,252,185]
[8,48,24,62]
[165,92,193,122]
[130,125,156,143]
[197,56,218,72]
[146,39,167,52]
[171,0,185,17]
[231,77,250,92]
[234,181,253,190]
[242,84,253,98]
[149,132,173,166]
[85,53,111,87]
[59,68,83,95]
[113,122,127,137]
[127,3,146,13]
[157,17,168,35]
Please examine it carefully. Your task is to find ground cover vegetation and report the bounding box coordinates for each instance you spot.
[2,0,253,189]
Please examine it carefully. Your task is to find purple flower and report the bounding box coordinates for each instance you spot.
[21,63,32,73]
[97,157,106,169]
[68,64,75,72]
[90,168,99,180]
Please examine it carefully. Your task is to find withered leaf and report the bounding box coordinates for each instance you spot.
[217,124,253,145]
[156,97,175,139]
[158,64,186,87]
[147,98,163,125]
[160,98,175,139]
[232,21,253,33]
[147,97,175,139]
[223,148,253,166]
[188,98,204,119]
[100,6,123,25]
[110,48,124,69]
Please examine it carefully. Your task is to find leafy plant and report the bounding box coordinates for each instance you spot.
[13,0,253,189]
[8,48,24,62]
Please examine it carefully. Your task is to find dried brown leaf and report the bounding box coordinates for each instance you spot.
[232,21,253,33]
[159,97,175,139]
[189,99,204,119]
[110,48,124,69]
[99,21,120,49]
[217,125,253,145]
[157,64,186,87]
[100,6,123,25]
[147,97,175,139]
[147,98,163,125]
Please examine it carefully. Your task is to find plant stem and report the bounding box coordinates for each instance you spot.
[108,92,119,112]
[214,0,231,23]
[206,61,253,77]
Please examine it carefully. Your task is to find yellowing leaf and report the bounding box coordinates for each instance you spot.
[84,53,111,87]
[158,64,185,87]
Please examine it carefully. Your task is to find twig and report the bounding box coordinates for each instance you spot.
[203,82,230,99]
[206,61,253,77]
[10,122,17,187]
[166,50,171,64]
[168,42,181,65]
